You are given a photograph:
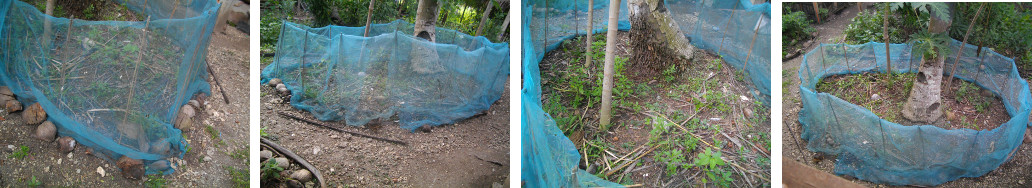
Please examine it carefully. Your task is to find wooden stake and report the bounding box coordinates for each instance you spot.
[945,3,985,92]
[743,16,761,70]
[170,0,180,19]
[364,0,376,37]
[124,16,152,123]
[277,111,408,145]
[813,2,821,24]
[717,1,740,54]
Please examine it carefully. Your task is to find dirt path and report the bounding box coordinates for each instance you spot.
[259,83,510,187]
[0,25,250,187]
[782,3,1032,187]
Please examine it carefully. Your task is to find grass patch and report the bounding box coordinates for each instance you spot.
[226,166,249,188]
[205,125,226,147]
[144,174,166,188]
[9,145,29,159]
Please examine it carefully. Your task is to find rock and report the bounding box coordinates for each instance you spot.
[97,166,106,177]
[203,156,212,162]
[871,94,881,100]
[5,100,21,112]
[148,160,170,172]
[286,179,304,188]
[188,100,201,110]
[276,84,289,94]
[268,78,282,86]
[116,156,144,180]
[493,182,504,188]
[149,140,171,156]
[260,150,273,160]
[57,137,76,153]
[0,86,12,97]
[175,105,196,131]
[290,169,313,183]
[34,121,57,141]
[313,146,320,155]
[274,157,290,169]
[1025,127,1032,144]
[981,89,994,97]
[330,135,339,139]
[23,103,47,125]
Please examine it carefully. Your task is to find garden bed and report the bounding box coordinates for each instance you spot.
[539,32,770,187]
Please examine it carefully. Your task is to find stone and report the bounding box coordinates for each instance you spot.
[23,103,47,125]
[871,94,881,100]
[260,150,273,160]
[1025,127,1032,144]
[116,156,145,180]
[0,86,13,97]
[188,100,201,110]
[97,166,105,177]
[274,157,290,169]
[286,179,304,188]
[5,100,21,112]
[149,140,171,156]
[313,146,320,155]
[203,156,212,162]
[268,78,282,86]
[34,121,57,141]
[147,160,170,172]
[175,105,196,131]
[57,137,76,153]
[290,169,313,183]
[276,84,289,94]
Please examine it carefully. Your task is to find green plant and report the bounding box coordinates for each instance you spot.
[909,31,953,59]
[226,166,250,188]
[656,149,688,175]
[261,159,285,182]
[844,10,906,44]
[144,174,166,188]
[694,148,732,187]
[205,125,226,147]
[662,64,678,82]
[260,127,269,137]
[27,175,41,187]
[783,8,815,47]
[10,145,29,159]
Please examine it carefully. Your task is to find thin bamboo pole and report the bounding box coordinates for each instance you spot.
[945,3,985,92]
[364,0,376,37]
[717,0,740,54]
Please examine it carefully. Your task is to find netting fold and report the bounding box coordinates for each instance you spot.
[797,40,1031,186]
[0,0,219,175]
[260,20,509,131]
[521,0,770,186]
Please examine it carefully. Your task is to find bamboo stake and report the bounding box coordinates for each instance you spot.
[173,24,207,116]
[883,4,891,73]
[585,0,593,71]
[170,0,180,19]
[124,16,151,124]
[717,0,740,54]
[945,3,985,92]
[743,16,761,70]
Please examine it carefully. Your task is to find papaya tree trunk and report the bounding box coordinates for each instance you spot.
[412,0,442,74]
[599,0,621,127]
[627,0,695,77]
[902,3,953,123]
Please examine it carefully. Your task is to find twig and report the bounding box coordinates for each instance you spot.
[277,111,407,145]
[652,112,770,182]
[205,52,231,104]
[604,142,663,177]
[261,138,327,188]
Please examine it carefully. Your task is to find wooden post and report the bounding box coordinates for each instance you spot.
[497,11,510,41]
[171,0,180,18]
[945,3,985,92]
[743,16,761,70]
[813,2,821,24]
[364,0,376,37]
[585,0,594,70]
[600,0,622,127]
[883,4,891,73]
[124,16,152,123]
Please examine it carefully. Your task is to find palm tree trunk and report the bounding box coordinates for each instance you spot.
[902,3,953,123]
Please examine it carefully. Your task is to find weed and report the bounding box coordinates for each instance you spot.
[226,166,250,188]
[144,174,166,188]
[230,148,248,161]
[656,149,688,175]
[694,148,732,187]
[205,125,226,147]
[662,64,678,82]
[260,126,269,137]
[25,175,41,187]
[261,159,285,182]
[10,145,29,159]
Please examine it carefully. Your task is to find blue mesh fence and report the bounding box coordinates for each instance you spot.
[0,0,219,175]
[260,20,509,131]
[521,0,769,186]
[797,40,1032,186]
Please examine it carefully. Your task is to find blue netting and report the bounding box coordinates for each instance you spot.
[0,0,220,175]
[521,0,770,186]
[260,20,509,131]
[797,40,1032,186]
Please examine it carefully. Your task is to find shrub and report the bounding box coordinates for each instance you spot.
[843,9,906,44]
[782,8,815,47]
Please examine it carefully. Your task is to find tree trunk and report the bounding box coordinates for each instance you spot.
[412,0,442,74]
[627,0,695,77]
[414,0,440,42]
[585,0,594,70]
[364,0,375,37]
[475,0,494,36]
[902,3,952,123]
[883,4,891,72]
[599,0,621,127]
[44,0,54,47]
[497,10,510,41]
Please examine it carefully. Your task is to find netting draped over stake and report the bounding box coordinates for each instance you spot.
[0,0,219,175]
[797,40,1031,186]
[521,0,770,186]
[260,20,509,131]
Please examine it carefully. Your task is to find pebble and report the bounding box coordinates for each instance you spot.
[274,157,290,169]
[57,158,62,165]
[44,166,49,173]
[76,169,81,174]
[290,169,313,183]
[6,145,13,151]
[872,94,882,100]
[260,150,273,160]
[97,167,106,177]
[203,156,213,162]
[268,78,282,86]
[67,152,73,158]
[330,135,339,139]
[313,146,321,155]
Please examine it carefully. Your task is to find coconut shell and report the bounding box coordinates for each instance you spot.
[116,156,144,180]
[57,136,76,153]
[268,78,282,86]
[23,103,46,125]
[34,121,57,141]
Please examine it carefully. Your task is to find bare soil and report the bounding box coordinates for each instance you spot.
[539,31,771,187]
[259,82,510,187]
[783,3,1032,187]
[0,24,251,187]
